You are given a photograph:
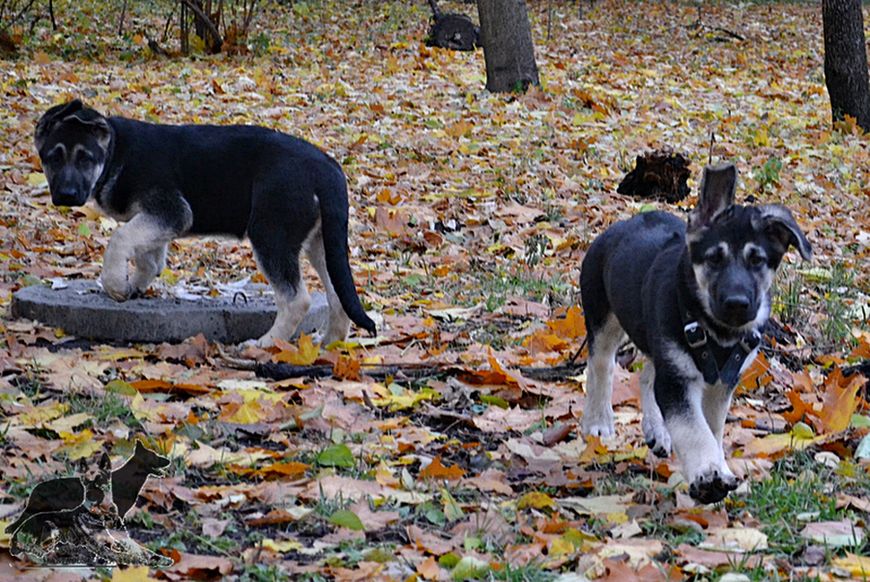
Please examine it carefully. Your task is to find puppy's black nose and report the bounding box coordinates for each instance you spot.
[53,188,80,206]
[723,295,751,321]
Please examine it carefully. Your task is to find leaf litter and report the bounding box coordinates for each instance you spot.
[0,0,869,580]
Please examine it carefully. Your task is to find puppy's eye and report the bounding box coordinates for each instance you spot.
[748,253,766,268]
[76,151,95,166]
[705,249,725,266]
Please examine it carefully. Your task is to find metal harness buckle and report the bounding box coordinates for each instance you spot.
[684,321,707,349]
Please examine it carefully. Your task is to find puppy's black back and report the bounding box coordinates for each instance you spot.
[581,211,684,354]
[106,118,336,238]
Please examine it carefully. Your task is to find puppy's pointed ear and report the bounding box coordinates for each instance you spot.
[689,163,737,231]
[68,110,113,150]
[755,204,813,260]
[35,99,84,149]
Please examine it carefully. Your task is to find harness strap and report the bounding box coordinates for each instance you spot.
[682,321,760,388]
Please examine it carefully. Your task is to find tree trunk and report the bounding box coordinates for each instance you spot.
[476,0,540,93]
[822,0,870,131]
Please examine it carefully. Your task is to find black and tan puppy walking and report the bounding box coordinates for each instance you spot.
[35,100,375,346]
[580,163,812,503]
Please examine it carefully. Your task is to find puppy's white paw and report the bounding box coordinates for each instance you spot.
[101,275,132,302]
[581,413,615,438]
[252,335,277,349]
[643,415,672,457]
[688,465,740,504]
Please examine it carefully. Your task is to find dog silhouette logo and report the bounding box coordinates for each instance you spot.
[6,441,172,567]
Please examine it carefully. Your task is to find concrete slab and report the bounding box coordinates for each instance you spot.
[10,280,329,344]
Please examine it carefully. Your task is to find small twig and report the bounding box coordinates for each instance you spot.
[710,26,744,42]
[708,131,715,165]
[48,0,56,30]
[218,351,587,383]
[546,0,553,42]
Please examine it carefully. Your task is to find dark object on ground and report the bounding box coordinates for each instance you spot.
[5,442,169,536]
[580,163,812,504]
[426,0,479,51]
[617,150,691,202]
[11,280,329,344]
[476,0,539,92]
[8,446,171,567]
[822,0,870,131]
[251,360,586,383]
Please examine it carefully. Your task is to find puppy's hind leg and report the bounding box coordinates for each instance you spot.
[250,240,311,348]
[581,314,625,438]
[640,361,671,457]
[306,227,351,345]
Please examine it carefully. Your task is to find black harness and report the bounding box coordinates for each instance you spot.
[677,285,761,389]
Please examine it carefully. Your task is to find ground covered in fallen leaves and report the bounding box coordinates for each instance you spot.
[0,1,869,580]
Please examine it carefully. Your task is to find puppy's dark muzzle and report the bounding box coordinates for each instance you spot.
[720,295,754,326]
[52,189,87,207]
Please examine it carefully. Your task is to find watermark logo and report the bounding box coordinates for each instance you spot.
[6,441,172,567]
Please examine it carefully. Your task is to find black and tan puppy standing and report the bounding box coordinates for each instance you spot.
[34,100,375,346]
[579,163,812,503]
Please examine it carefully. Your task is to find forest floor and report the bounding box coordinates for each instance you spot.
[0,1,868,580]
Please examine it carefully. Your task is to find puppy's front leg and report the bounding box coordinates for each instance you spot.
[101,215,173,301]
[130,243,168,294]
[656,364,738,504]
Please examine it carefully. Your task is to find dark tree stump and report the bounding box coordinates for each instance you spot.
[617,150,691,203]
[426,0,479,51]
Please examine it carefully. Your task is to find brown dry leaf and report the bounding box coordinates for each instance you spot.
[417,555,441,580]
[407,524,455,555]
[348,501,400,532]
[161,551,233,580]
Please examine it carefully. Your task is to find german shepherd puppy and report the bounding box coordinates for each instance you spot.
[580,163,812,503]
[34,100,375,345]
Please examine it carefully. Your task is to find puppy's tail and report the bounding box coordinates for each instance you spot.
[317,166,377,336]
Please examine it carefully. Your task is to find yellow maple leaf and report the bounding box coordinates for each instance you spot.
[112,566,158,582]
[261,538,303,553]
[18,402,70,426]
[222,399,266,424]
[517,491,557,511]
[58,428,102,460]
[832,553,870,577]
[273,334,320,365]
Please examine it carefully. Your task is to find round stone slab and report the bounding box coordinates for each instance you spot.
[10,280,328,344]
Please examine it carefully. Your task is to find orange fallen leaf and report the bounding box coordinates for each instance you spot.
[817,367,864,433]
[256,461,309,480]
[738,351,772,392]
[547,305,586,340]
[782,389,812,426]
[333,354,362,380]
[420,456,465,481]
[417,556,441,580]
[130,379,210,395]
